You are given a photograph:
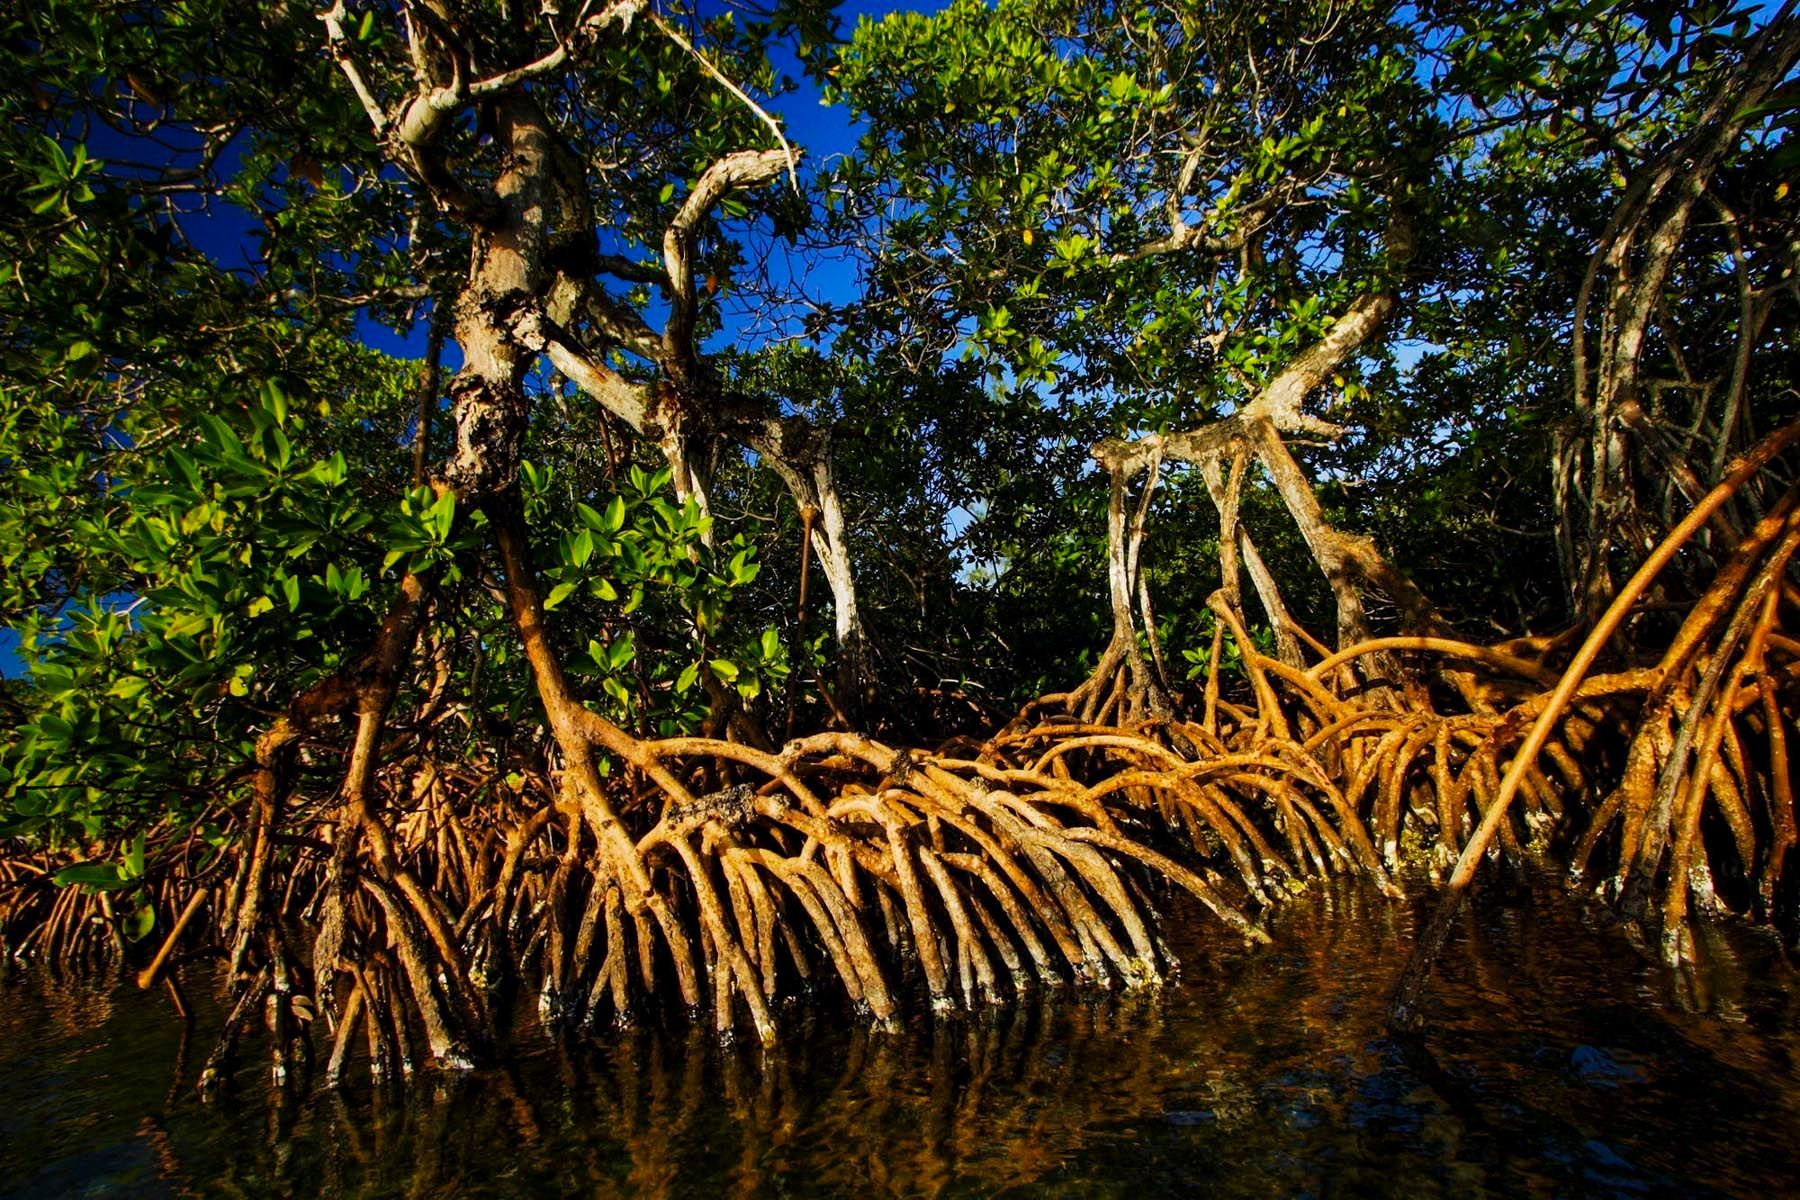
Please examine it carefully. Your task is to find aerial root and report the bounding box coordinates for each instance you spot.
[7,456,1796,1074]
[1573,489,1800,960]
[44,720,1278,1089]
[11,592,1781,1080]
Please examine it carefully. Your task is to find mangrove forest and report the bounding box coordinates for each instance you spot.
[3,0,1800,1193]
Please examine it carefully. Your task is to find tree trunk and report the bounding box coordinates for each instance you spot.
[652,396,717,540]
[443,95,552,501]
[1200,455,1306,667]
[750,419,871,711]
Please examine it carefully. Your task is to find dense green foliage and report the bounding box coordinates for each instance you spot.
[2,0,1796,914]
[825,0,1799,660]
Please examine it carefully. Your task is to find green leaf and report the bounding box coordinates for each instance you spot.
[424,491,456,541]
[607,633,635,670]
[708,658,739,682]
[108,676,149,700]
[545,580,578,611]
[53,862,129,891]
[168,449,204,492]
[263,380,288,426]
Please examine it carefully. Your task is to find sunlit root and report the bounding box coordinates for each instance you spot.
[10,429,1798,1086]
[8,710,1281,1092]
[1390,420,1800,1027]
[1564,486,1800,961]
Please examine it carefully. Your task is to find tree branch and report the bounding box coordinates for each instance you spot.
[512,310,651,432]
[468,0,650,96]
[319,1,390,138]
[661,148,791,377]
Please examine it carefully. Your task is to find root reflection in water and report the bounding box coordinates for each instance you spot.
[7,880,1797,1198]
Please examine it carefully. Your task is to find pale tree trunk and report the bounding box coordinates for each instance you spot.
[1097,412,1423,672]
[810,455,867,682]
[751,421,871,708]
[1060,450,1172,724]
[536,315,874,698]
[655,408,716,543]
[1252,424,1378,650]
[1087,211,1444,693]
[443,96,551,501]
[1199,455,1306,667]
[1099,456,1169,719]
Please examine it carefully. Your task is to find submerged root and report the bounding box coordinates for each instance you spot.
[1569,490,1800,960]
[8,436,1797,1083]
[3,721,1274,1088]
[1001,466,1799,982]
[9,568,1791,1082]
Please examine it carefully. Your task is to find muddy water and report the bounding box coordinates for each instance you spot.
[4,878,1799,1198]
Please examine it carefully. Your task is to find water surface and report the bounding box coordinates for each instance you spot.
[4,878,1798,1197]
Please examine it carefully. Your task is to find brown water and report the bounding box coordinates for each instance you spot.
[4,878,1799,1198]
